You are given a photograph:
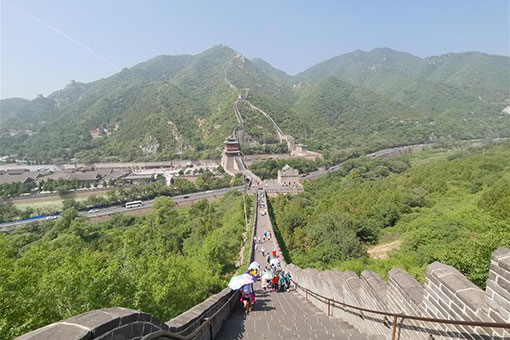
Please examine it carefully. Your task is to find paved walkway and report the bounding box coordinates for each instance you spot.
[216,193,383,340]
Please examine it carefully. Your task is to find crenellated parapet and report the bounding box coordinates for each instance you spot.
[16,287,240,340]
[289,248,510,340]
[15,307,169,340]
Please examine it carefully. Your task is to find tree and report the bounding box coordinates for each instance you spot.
[151,196,176,226]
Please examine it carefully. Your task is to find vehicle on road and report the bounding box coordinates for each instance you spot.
[125,200,143,208]
[45,215,58,220]
[88,209,99,213]
[183,195,190,199]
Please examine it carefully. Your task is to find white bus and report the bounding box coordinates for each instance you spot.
[125,200,143,209]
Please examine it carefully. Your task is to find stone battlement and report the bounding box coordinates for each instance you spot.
[15,287,239,340]
[288,248,510,340]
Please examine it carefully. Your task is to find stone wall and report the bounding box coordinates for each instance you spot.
[16,307,168,340]
[16,286,239,340]
[164,287,239,340]
[288,248,510,340]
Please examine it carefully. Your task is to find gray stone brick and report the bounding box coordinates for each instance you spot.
[457,289,486,312]
[493,262,510,282]
[137,313,151,322]
[65,310,121,337]
[131,322,144,338]
[111,324,132,340]
[15,323,92,340]
[496,274,510,294]
[493,293,510,315]
[94,333,112,340]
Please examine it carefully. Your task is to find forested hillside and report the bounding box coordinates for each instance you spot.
[270,142,510,288]
[0,192,250,339]
[1,46,509,162]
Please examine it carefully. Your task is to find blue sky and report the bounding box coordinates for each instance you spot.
[1,0,509,99]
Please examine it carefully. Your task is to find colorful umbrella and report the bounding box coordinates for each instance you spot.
[228,273,257,290]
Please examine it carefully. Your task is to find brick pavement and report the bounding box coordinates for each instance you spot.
[216,196,384,340]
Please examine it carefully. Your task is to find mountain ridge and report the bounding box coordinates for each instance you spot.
[1,45,508,162]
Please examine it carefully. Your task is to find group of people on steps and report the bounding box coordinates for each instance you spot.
[239,224,292,314]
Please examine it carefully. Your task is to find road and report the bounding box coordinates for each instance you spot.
[0,186,244,232]
[299,164,342,181]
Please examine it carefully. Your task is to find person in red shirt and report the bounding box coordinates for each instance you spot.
[271,275,279,292]
[272,249,277,257]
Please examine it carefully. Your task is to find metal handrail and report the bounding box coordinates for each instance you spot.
[291,279,510,340]
[140,289,239,340]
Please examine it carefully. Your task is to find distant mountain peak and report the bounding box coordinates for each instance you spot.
[204,44,238,56]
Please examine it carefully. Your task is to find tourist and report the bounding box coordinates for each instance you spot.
[271,275,279,292]
[284,272,291,291]
[279,273,286,292]
[266,254,271,264]
[240,283,255,313]
[261,247,265,256]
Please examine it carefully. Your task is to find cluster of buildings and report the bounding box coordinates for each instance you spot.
[0,160,221,188]
[0,167,138,187]
[89,122,120,139]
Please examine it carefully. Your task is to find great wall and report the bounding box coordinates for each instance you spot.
[17,190,510,340]
[13,67,510,340]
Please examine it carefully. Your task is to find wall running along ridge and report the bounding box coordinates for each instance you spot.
[288,247,510,340]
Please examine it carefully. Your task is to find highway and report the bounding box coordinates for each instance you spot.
[300,164,342,181]
[0,140,453,232]
[0,186,244,232]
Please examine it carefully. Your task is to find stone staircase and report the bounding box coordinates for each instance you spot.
[216,287,385,340]
[215,192,384,340]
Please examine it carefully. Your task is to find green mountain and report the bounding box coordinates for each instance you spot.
[1,46,509,162]
[295,48,508,124]
[288,49,510,156]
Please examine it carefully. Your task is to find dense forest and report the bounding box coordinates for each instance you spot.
[0,192,250,339]
[1,46,509,163]
[270,143,510,288]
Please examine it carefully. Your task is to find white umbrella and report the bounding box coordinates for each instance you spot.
[248,261,260,270]
[270,258,279,267]
[228,273,257,290]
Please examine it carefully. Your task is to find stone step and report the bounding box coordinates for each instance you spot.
[277,330,372,339]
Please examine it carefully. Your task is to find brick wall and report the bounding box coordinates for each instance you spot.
[289,248,510,340]
[16,287,240,340]
[15,307,168,340]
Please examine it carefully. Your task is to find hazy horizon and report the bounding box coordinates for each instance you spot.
[1,0,509,99]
